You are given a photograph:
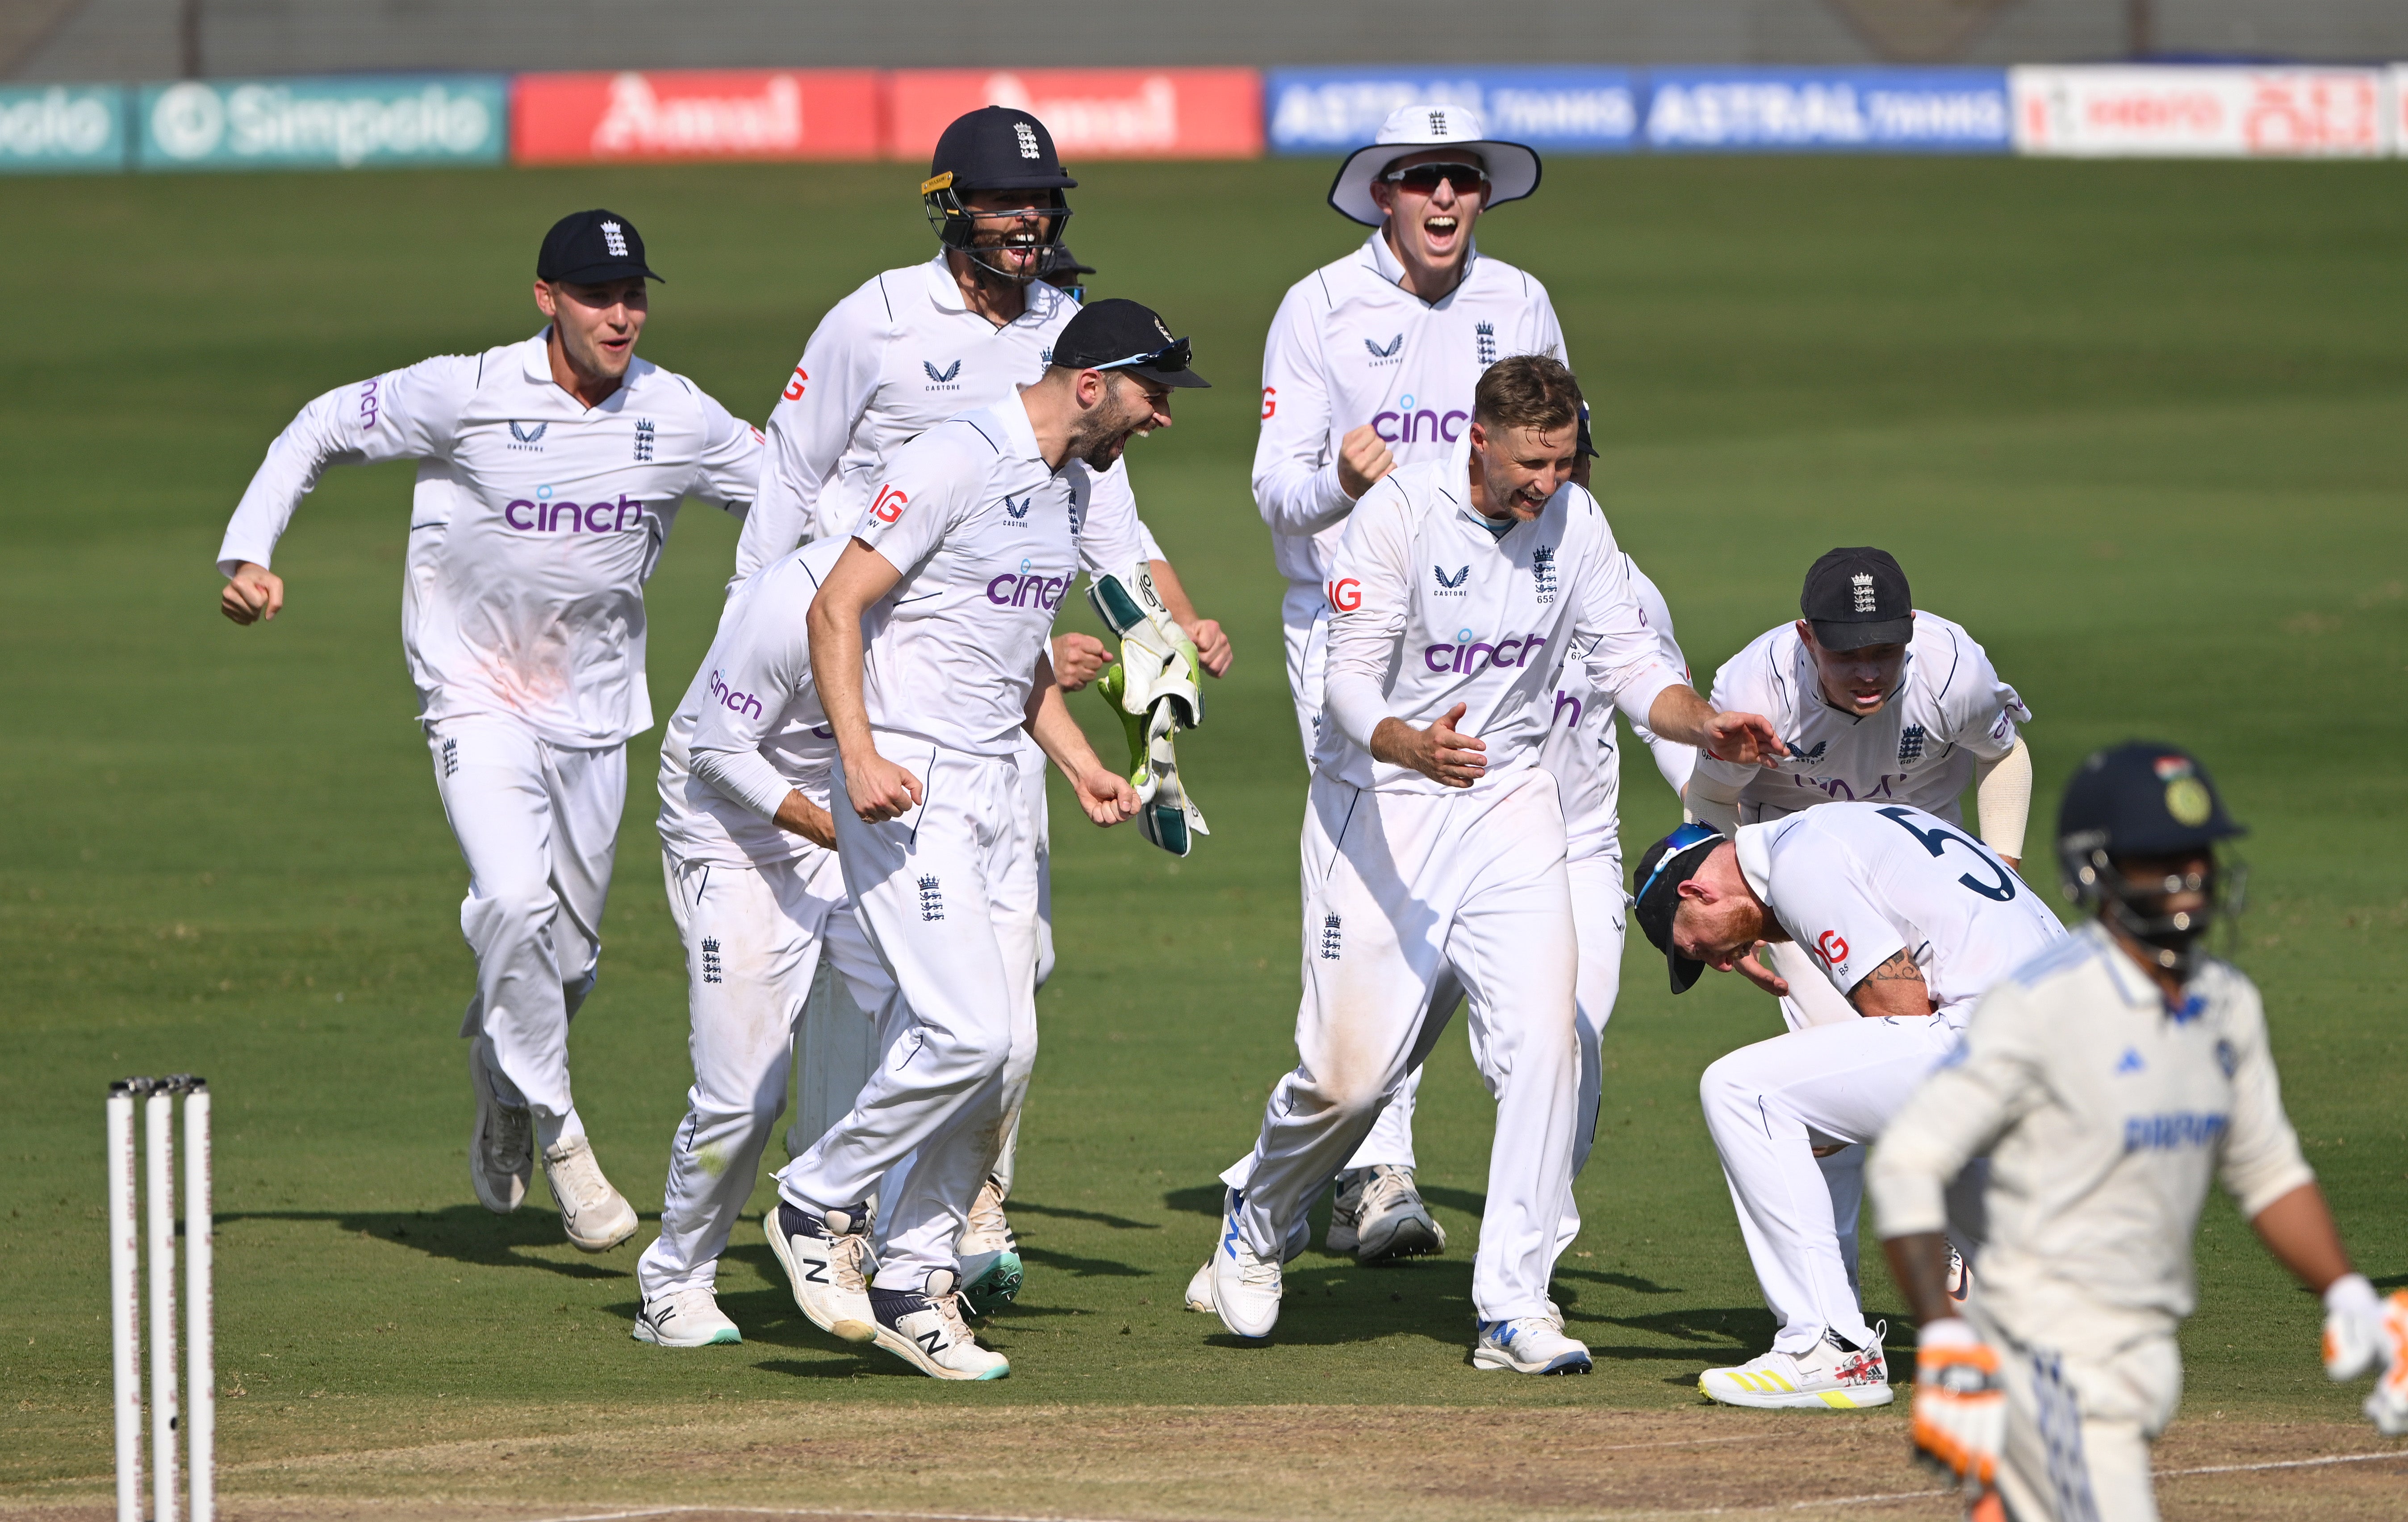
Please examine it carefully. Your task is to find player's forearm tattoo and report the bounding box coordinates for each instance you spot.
[1865,949,1924,983]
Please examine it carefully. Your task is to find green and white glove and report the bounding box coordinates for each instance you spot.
[1087,564,1208,857]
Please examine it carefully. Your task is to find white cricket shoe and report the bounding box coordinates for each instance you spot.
[765,1201,877,1344]
[1473,1316,1594,1375]
[1947,1245,1974,1306]
[467,1043,531,1214]
[541,1136,637,1252]
[1330,1164,1445,1263]
[1207,1190,1283,1339]
[1699,1325,1893,1410]
[632,1285,741,1347]
[869,1269,1010,1380]
[1185,1211,1309,1312]
[959,1174,1023,1318]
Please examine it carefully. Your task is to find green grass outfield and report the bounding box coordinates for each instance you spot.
[4,155,2405,1481]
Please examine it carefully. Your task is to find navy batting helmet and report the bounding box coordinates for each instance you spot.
[2057,742,2247,976]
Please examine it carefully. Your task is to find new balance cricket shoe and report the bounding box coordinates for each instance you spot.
[959,1173,1023,1318]
[1698,1325,1893,1410]
[1207,1190,1283,1339]
[466,1043,532,1214]
[765,1200,877,1344]
[1184,1212,1311,1312]
[1473,1316,1594,1375]
[540,1136,637,1252]
[632,1286,741,1347]
[868,1269,1009,1380]
[1329,1164,1446,1263]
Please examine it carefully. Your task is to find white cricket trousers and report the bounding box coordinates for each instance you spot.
[1701,1015,1984,1355]
[1980,1312,2178,1522]
[778,740,1040,1290]
[1281,580,1420,1173]
[1759,937,1879,1296]
[429,714,621,1133]
[638,849,896,1301]
[1231,767,1581,1321]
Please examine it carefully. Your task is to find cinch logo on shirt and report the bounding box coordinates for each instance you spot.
[357,377,382,430]
[2123,1112,2229,1152]
[1371,393,1468,445]
[1421,630,1547,674]
[707,669,763,721]
[502,493,648,534]
[987,562,1069,610]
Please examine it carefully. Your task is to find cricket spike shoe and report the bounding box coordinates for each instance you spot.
[1698,1324,1894,1410]
[632,1285,741,1347]
[766,1201,878,1344]
[1473,1316,1595,1375]
[869,1268,1010,1380]
[1185,1211,1310,1312]
[958,1173,1024,1318]
[1207,1190,1283,1339]
[541,1136,638,1252]
[467,1041,532,1214]
[1330,1164,1446,1263]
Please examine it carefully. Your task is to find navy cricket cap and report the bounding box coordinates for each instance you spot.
[1630,824,1727,994]
[1801,547,1913,652]
[537,209,663,285]
[928,106,1077,194]
[2058,742,2247,861]
[1054,298,1210,389]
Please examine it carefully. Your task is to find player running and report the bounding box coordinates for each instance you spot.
[767,300,1199,1380]
[215,210,761,1252]
[1631,799,2065,1409]
[1203,356,1777,1373]
[1873,743,2406,1520]
[1253,100,1560,1262]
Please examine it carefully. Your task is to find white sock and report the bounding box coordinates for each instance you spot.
[536,1108,586,1152]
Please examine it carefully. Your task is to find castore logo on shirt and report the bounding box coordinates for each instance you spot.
[1433,564,1470,594]
[507,421,548,449]
[1421,628,1547,674]
[1364,334,1403,361]
[923,360,962,389]
[1003,492,1033,521]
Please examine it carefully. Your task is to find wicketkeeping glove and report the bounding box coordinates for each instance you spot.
[1086,564,1208,857]
[2322,1274,2408,1436]
[1911,1319,2005,1497]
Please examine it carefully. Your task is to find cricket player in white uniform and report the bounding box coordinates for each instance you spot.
[1254,101,1562,1259]
[1684,547,2034,1298]
[1204,356,1779,1374]
[766,300,1201,1380]
[634,536,901,1346]
[1630,797,2064,1408]
[217,210,762,1251]
[1872,743,2407,1521]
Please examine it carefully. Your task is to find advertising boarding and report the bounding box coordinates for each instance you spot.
[0,85,125,173]
[1267,67,1639,154]
[1642,69,2011,153]
[2011,67,2387,157]
[512,71,881,163]
[137,75,507,171]
[887,69,1261,160]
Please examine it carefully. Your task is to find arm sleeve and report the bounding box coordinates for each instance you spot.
[216,355,472,576]
[1768,869,1907,1000]
[1974,736,2034,861]
[1685,770,1743,835]
[1566,510,1681,727]
[847,427,976,579]
[1251,283,1354,542]
[685,389,768,569]
[1139,519,1166,565]
[739,289,886,567]
[1689,648,1775,797]
[687,577,818,821]
[1320,486,1416,750]
[1075,458,1146,577]
[1867,990,2047,1237]
[1529,283,1569,367]
[1622,555,1697,795]
[2218,980,2319,1220]
[1948,637,2032,763]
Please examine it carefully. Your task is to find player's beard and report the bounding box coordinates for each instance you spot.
[1069,388,1146,472]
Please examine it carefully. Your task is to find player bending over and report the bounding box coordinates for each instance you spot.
[216,211,761,1252]
[1203,355,1777,1374]
[766,301,1198,1380]
[1872,743,2406,1520]
[1631,795,2063,1409]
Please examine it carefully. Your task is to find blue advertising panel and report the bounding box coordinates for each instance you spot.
[0,85,126,173]
[1267,67,1638,155]
[1641,68,2011,153]
[136,75,508,171]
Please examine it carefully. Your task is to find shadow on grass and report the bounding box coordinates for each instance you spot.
[216,1205,631,1279]
[1006,1199,1161,1231]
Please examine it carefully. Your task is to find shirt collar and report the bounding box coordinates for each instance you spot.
[519,329,557,385]
[1360,229,1479,298]
[2080,919,2211,1020]
[519,328,642,409]
[991,391,1045,461]
[1734,822,1774,902]
[921,251,969,314]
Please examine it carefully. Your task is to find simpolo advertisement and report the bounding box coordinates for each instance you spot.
[136,75,509,171]
[0,85,126,173]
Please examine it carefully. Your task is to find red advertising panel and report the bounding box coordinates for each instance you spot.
[513,70,882,163]
[887,69,1262,161]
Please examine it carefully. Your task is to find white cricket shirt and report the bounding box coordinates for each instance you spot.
[1694,614,2029,827]
[1734,801,2065,1025]
[1255,232,1567,587]
[851,398,1088,758]
[1317,445,1683,795]
[217,332,763,748]
[743,254,1143,570]
[1538,554,1695,864]
[1869,923,2314,1348]
[657,536,849,869]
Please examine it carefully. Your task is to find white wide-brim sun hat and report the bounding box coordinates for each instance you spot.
[1326,103,1543,227]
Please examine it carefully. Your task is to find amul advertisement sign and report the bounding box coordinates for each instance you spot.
[512,71,881,163]
[888,69,1262,161]
[136,76,507,171]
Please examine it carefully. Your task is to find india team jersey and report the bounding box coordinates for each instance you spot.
[656,537,849,868]
[1316,446,1682,795]
[743,254,1142,569]
[217,332,763,748]
[1255,234,1566,586]
[1735,801,2065,1024]
[1538,554,1695,864]
[852,399,1087,757]
[1693,614,2030,827]
[1870,924,2314,1348]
